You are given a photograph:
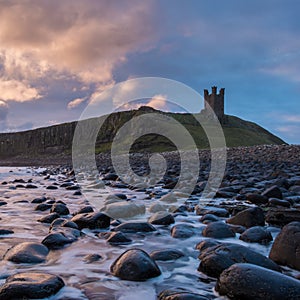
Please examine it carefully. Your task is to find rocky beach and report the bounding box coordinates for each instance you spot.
[0,144,300,299]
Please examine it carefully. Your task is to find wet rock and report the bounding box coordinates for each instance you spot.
[226,207,265,228]
[195,206,229,217]
[83,253,102,263]
[246,193,268,205]
[262,185,283,199]
[42,231,76,249]
[202,221,235,239]
[150,249,184,261]
[266,208,300,226]
[199,213,220,224]
[0,272,64,300]
[106,232,132,245]
[195,239,221,252]
[26,184,38,189]
[239,226,272,244]
[101,201,145,219]
[46,185,58,190]
[113,222,156,233]
[0,201,7,206]
[158,289,209,300]
[269,221,300,270]
[50,203,70,215]
[216,263,300,300]
[198,242,280,277]
[110,248,161,281]
[4,242,49,263]
[31,196,47,203]
[268,198,291,208]
[35,203,52,211]
[171,224,195,239]
[73,206,94,215]
[0,229,14,235]
[71,212,110,230]
[103,173,118,181]
[148,212,175,225]
[37,212,60,223]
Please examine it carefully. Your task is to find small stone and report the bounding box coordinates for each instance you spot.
[50,203,70,215]
[171,224,195,239]
[37,212,60,223]
[113,222,156,233]
[150,249,184,261]
[148,212,175,225]
[71,212,110,230]
[262,185,283,199]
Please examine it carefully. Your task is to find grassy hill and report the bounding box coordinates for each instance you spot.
[0,106,285,160]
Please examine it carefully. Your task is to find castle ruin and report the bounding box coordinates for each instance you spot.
[203,86,227,123]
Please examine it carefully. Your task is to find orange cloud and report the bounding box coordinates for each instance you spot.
[0,0,158,95]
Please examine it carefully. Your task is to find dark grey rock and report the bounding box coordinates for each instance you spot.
[0,272,64,300]
[246,193,268,205]
[148,212,175,225]
[106,232,132,245]
[195,206,229,217]
[226,207,265,228]
[262,185,283,199]
[37,212,60,223]
[50,203,70,215]
[269,221,300,270]
[0,229,14,235]
[268,198,291,208]
[71,212,110,230]
[83,253,102,263]
[150,249,184,261]
[73,206,94,215]
[202,221,235,239]
[158,289,209,300]
[216,263,300,300]
[35,203,52,211]
[199,213,220,224]
[4,242,49,263]
[110,248,161,281]
[240,226,273,244]
[198,242,280,277]
[266,208,300,227]
[113,222,156,233]
[171,224,195,239]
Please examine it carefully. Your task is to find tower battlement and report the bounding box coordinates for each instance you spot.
[203,86,226,123]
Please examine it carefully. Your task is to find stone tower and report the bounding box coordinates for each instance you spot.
[203,86,226,123]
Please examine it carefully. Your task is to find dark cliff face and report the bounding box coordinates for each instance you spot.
[0,122,77,157]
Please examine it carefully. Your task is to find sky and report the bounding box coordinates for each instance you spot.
[0,0,299,144]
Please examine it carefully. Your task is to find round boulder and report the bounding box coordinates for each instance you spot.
[4,242,49,264]
[269,221,300,270]
[198,242,280,277]
[226,207,265,228]
[202,221,235,239]
[216,263,300,300]
[239,226,273,244]
[148,212,175,225]
[0,272,64,300]
[110,248,161,281]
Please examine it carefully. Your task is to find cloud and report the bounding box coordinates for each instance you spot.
[281,114,300,123]
[67,97,86,109]
[0,0,158,87]
[146,94,168,110]
[0,99,8,121]
[0,79,40,102]
[276,125,300,138]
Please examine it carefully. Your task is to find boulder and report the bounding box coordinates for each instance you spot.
[113,222,156,233]
[50,203,70,215]
[198,242,280,277]
[71,212,110,230]
[110,248,161,281]
[202,221,235,239]
[150,249,184,261]
[226,207,265,228]
[101,201,145,219]
[269,221,300,270]
[171,224,195,239]
[262,185,283,199]
[4,242,49,263]
[148,212,175,225]
[266,208,300,227]
[246,193,268,205]
[239,226,273,244]
[158,289,209,300]
[0,272,64,300]
[216,263,300,300]
[195,206,229,217]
